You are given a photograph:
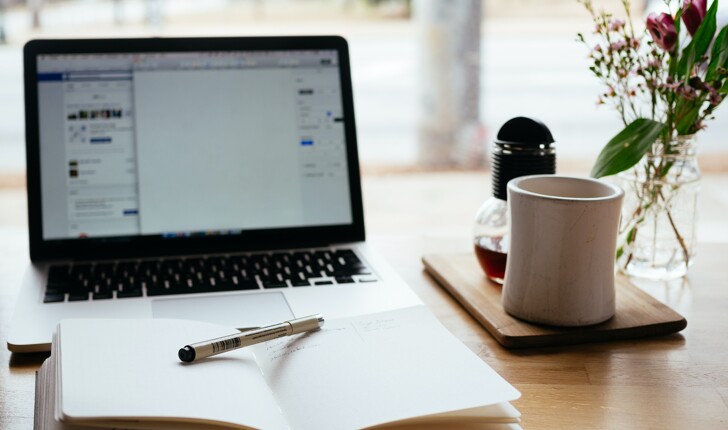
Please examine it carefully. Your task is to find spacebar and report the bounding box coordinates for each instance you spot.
[146,282,259,296]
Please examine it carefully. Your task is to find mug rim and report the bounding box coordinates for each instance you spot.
[508,175,624,202]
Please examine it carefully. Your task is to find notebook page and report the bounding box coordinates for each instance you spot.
[58,319,287,430]
[252,306,520,430]
[38,358,111,430]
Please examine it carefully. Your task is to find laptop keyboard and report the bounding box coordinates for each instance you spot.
[43,249,376,303]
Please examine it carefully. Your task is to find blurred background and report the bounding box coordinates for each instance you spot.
[0,0,726,182]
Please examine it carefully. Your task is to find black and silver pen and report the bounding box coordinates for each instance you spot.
[178,314,324,363]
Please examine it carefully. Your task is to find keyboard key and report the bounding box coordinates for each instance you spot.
[92,291,113,300]
[313,280,334,286]
[294,271,307,280]
[291,280,311,287]
[45,286,65,295]
[229,277,257,289]
[146,287,190,296]
[199,282,238,293]
[68,291,89,301]
[43,293,65,303]
[117,289,143,298]
[335,276,354,284]
[176,277,199,289]
[262,281,287,289]
[65,280,90,293]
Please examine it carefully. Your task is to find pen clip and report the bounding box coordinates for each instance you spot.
[235,326,261,332]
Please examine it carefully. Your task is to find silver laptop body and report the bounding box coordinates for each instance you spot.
[9,36,420,353]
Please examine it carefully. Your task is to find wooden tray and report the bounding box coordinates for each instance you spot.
[422,253,687,348]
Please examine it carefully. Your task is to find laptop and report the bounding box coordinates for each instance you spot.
[8,36,421,353]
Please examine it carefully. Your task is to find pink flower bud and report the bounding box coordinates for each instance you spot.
[706,84,723,105]
[646,13,678,52]
[709,92,723,105]
[682,0,707,37]
[678,85,698,100]
[609,40,627,51]
[609,19,626,31]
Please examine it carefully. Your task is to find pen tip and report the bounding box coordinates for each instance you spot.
[178,346,195,362]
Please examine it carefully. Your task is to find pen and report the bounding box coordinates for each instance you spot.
[178,314,324,362]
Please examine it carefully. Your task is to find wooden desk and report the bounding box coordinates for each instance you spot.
[1,227,727,429]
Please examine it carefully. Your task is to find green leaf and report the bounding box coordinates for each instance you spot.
[669,16,682,78]
[680,48,697,79]
[675,100,703,135]
[707,26,728,81]
[692,0,718,58]
[590,119,666,178]
[678,0,718,77]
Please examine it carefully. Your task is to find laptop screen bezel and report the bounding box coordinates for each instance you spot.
[24,36,365,261]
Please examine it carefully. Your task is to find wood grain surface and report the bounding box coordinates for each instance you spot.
[423,252,687,348]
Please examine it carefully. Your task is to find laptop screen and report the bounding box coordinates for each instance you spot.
[35,49,353,242]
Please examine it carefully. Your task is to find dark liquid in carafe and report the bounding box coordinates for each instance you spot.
[474,237,508,284]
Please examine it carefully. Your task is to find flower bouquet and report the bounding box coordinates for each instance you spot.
[578,0,728,279]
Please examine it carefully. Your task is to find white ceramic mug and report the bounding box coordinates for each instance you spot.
[502,175,624,327]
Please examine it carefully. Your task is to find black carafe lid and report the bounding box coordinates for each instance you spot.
[492,117,556,200]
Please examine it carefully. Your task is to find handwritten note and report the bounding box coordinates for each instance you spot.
[260,315,409,366]
[355,317,401,333]
[263,337,322,362]
[258,325,352,363]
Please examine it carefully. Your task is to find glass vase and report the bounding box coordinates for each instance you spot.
[616,135,700,280]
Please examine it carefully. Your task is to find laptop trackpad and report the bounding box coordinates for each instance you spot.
[151,292,294,329]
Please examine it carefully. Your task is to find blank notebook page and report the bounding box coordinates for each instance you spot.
[58,319,286,429]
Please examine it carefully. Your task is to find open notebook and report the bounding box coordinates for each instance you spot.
[35,306,522,430]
